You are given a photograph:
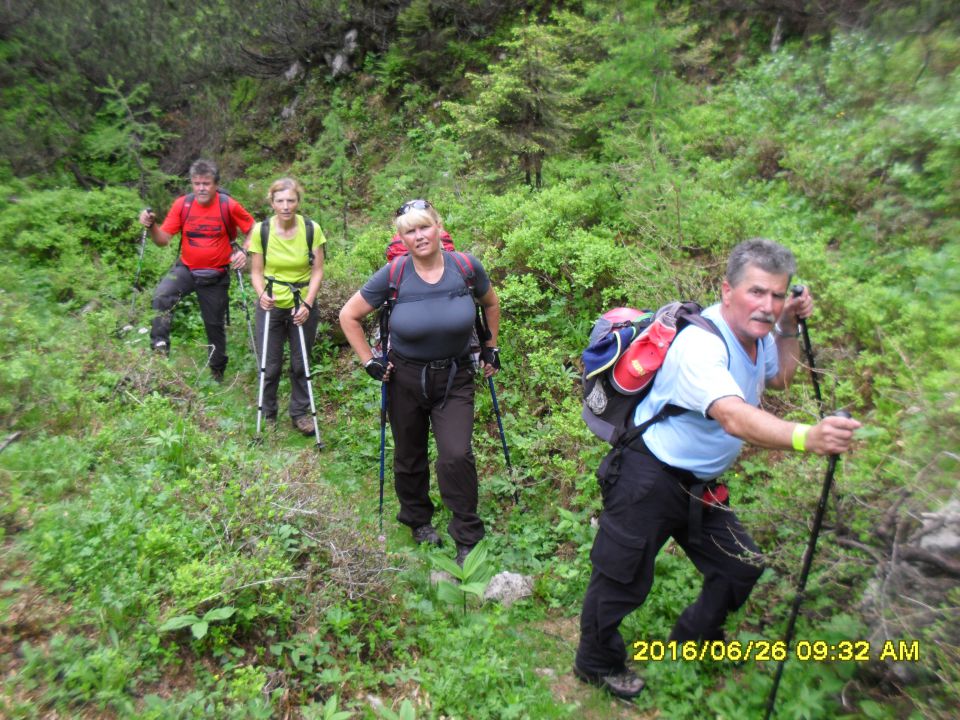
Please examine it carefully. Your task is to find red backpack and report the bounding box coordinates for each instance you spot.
[385,230,456,260]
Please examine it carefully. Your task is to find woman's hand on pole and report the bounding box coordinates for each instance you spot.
[293,302,310,326]
[480,345,500,378]
[259,293,276,311]
[364,357,393,382]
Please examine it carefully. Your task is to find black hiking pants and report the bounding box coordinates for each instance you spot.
[575,444,764,676]
[387,352,485,547]
[151,261,230,373]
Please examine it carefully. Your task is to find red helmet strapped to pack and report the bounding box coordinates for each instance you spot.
[581,301,726,445]
[582,307,649,380]
[610,308,680,395]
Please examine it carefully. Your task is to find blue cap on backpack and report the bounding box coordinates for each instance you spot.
[583,308,650,380]
[583,325,638,379]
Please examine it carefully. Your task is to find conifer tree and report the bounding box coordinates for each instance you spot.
[444,18,583,188]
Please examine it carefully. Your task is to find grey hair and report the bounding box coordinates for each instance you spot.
[726,238,797,286]
[189,159,220,183]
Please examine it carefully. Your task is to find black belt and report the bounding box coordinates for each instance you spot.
[391,351,472,408]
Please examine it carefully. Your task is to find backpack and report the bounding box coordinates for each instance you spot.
[385,230,456,260]
[180,190,237,243]
[581,301,727,445]
[376,251,486,358]
[259,216,316,266]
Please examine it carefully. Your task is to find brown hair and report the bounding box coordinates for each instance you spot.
[266,177,305,204]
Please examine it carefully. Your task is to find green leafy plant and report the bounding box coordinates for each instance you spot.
[302,693,354,720]
[158,605,236,640]
[432,542,493,615]
[377,698,417,720]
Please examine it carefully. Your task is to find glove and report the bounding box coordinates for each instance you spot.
[364,357,387,381]
[480,346,501,370]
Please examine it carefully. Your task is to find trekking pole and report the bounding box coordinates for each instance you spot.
[488,376,519,505]
[765,293,839,717]
[764,412,851,720]
[235,268,258,367]
[377,306,390,538]
[378,380,387,537]
[292,288,324,451]
[254,280,273,442]
[476,305,518,503]
[488,376,512,473]
[129,208,151,315]
[791,285,824,417]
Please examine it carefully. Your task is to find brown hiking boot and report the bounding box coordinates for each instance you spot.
[292,415,315,436]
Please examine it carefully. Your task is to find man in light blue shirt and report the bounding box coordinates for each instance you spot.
[574,238,861,699]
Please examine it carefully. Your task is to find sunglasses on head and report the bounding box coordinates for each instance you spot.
[395,199,432,217]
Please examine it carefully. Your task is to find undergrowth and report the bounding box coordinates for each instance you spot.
[2,5,959,719]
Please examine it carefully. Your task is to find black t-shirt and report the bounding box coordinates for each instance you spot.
[361,252,490,361]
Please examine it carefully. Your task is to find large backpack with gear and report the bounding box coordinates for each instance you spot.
[581,301,727,445]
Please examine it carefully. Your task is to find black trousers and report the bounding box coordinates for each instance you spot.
[254,304,319,420]
[387,353,485,546]
[151,261,230,373]
[576,444,764,675]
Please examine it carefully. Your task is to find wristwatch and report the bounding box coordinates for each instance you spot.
[774,322,800,338]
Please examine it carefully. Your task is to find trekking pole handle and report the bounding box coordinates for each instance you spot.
[137,208,152,238]
[789,283,824,415]
[790,284,807,328]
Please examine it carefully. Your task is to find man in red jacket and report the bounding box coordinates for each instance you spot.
[138,159,254,381]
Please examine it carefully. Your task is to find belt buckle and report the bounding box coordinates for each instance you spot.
[428,358,451,370]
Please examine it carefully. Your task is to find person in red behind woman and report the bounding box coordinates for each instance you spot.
[138,159,254,380]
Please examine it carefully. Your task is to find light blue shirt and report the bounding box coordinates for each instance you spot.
[633,303,779,479]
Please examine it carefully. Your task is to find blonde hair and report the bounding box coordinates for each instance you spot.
[266,177,305,204]
[394,206,442,234]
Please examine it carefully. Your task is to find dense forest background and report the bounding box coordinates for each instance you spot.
[1,1,958,718]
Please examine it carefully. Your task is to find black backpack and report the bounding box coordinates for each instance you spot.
[179,191,237,242]
[259,215,318,266]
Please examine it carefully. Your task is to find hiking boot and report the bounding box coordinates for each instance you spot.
[412,524,442,547]
[455,542,475,567]
[292,415,315,436]
[573,664,645,699]
[152,340,169,356]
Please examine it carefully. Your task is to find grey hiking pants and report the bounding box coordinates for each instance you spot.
[151,261,230,373]
[254,303,319,420]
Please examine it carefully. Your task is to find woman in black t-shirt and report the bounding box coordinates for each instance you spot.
[339,200,500,565]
